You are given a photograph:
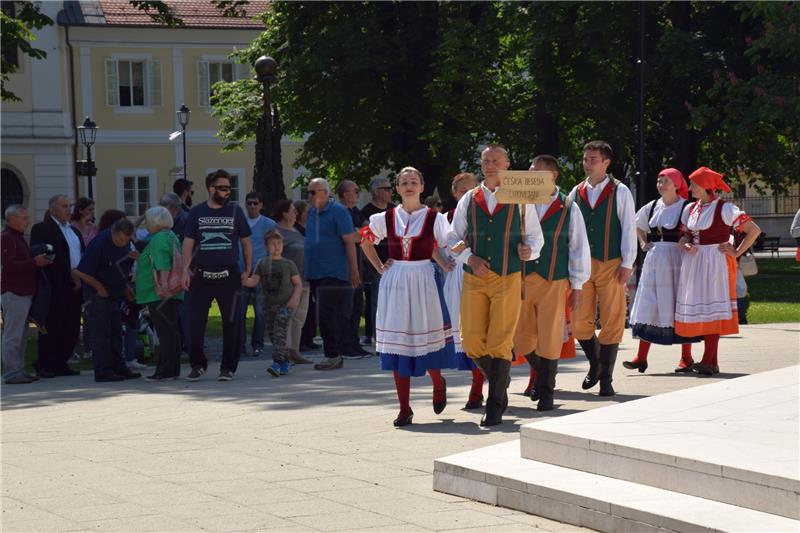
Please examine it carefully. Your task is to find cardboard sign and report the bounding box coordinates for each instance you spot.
[495,171,555,204]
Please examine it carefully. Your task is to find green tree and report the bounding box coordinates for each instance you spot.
[1,1,53,102]
[213,1,800,198]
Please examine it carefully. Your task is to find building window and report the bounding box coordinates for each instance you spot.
[197,60,242,108]
[105,58,161,107]
[1,2,19,69]
[1,168,24,219]
[122,175,151,216]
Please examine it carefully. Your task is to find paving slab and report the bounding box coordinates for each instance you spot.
[2,323,798,532]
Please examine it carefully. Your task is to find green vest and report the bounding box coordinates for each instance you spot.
[529,193,571,281]
[576,179,622,261]
[464,189,522,276]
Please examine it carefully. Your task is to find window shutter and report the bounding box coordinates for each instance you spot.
[197,60,210,108]
[148,60,162,106]
[104,58,119,106]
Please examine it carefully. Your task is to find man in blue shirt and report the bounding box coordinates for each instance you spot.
[74,218,140,382]
[181,169,253,382]
[238,191,276,357]
[304,178,360,370]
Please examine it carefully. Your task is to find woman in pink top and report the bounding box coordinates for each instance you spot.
[70,197,98,245]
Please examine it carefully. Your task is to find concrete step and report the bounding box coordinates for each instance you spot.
[434,440,800,533]
[520,365,800,519]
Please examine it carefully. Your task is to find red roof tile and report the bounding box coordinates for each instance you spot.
[98,0,268,28]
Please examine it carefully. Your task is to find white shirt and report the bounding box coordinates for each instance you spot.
[368,206,450,258]
[52,215,82,270]
[568,176,637,269]
[446,183,544,265]
[533,187,591,290]
[635,198,685,232]
[681,198,747,235]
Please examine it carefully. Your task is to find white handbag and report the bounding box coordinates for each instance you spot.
[739,253,758,277]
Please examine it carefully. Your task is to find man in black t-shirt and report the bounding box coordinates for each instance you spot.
[360,177,395,345]
[181,169,252,381]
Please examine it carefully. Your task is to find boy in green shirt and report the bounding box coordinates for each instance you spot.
[243,230,302,376]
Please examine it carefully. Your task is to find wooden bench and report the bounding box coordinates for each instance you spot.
[762,236,780,257]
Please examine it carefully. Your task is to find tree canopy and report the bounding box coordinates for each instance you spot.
[214,1,799,200]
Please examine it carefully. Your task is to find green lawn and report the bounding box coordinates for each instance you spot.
[746,258,800,324]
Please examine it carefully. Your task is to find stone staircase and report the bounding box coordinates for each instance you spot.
[434,365,800,532]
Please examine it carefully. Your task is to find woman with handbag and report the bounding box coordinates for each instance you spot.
[674,167,761,375]
[135,206,184,381]
[625,168,700,373]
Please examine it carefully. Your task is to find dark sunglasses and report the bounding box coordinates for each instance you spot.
[246,200,260,206]
[376,186,392,191]
[213,186,231,192]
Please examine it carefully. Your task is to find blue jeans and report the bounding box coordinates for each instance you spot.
[240,286,265,352]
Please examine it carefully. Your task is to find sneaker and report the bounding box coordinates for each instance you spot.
[186,367,205,382]
[127,360,149,370]
[314,356,343,370]
[279,362,290,375]
[218,370,234,381]
[267,363,280,377]
[360,336,372,345]
[4,375,34,385]
[253,348,263,358]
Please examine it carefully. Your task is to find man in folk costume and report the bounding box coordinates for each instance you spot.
[513,155,590,411]
[568,141,637,397]
[447,145,544,426]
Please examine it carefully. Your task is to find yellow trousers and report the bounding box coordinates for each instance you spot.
[573,257,626,344]
[461,271,521,361]
[513,274,569,360]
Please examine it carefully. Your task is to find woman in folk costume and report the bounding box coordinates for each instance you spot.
[625,168,700,373]
[360,167,456,426]
[442,172,487,410]
[674,167,761,375]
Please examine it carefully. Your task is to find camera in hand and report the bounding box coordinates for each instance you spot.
[44,244,55,261]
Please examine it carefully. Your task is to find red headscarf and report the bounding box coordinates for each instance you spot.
[658,168,689,199]
[688,166,731,193]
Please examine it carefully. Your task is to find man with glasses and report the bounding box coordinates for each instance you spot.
[239,191,276,358]
[305,178,361,370]
[360,177,395,345]
[336,180,371,358]
[181,169,253,381]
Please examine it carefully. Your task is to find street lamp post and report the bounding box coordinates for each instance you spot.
[253,55,286,208]
[177,104,190,181]
[76,116,98,199]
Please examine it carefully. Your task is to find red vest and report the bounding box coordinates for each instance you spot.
[692,199,730,245]
[386,207,438,261]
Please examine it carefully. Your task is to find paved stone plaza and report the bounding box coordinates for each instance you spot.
[2,323,798,532]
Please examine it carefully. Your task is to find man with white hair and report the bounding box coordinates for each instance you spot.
[1,205,52,384]
[304,178,361,370]
[30,194,85,378]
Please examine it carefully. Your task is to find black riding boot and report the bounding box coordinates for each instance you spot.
[474,355,493,380]
[578,335,601,390]
[536,358,559,411]
[526,352,540,401]
[481,358,510,427]
[598,343,619,397]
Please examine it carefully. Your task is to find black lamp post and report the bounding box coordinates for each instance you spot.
[253,55,286,208]
[177,104,190,180]
[76,116,98,199]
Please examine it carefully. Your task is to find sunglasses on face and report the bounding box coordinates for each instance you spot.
[213,186,231,192]
[246,201,260,206]
[377,186,392,191]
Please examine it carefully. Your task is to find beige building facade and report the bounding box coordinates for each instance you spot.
[1,0,302,223]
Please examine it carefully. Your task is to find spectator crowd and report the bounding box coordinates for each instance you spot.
[1,169,390,385]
